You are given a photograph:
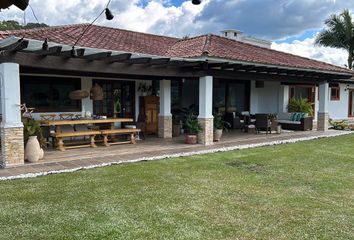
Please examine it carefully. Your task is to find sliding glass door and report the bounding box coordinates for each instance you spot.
[213,79,250,114]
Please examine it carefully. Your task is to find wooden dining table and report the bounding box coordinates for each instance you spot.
[40,118,134,133]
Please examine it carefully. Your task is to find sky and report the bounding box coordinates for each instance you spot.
[0,0,353,67]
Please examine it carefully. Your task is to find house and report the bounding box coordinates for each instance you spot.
[0,24,353,167]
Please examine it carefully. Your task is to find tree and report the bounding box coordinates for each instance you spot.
[315,9,354,69]
[0,20,48,31]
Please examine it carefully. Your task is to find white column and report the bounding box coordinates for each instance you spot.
[158,79,172,138]
[0,63,24,167]
[198,76,213,118]
[318,81,329,131]
[198,76,213,145]
[81,77,93,114]
[159,79,171,117]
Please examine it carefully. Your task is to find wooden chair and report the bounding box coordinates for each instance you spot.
[59,114,75,120]
[255,114,271,134]
[136,114,147,140]
[40,114,56,147]
[40,114,56,121]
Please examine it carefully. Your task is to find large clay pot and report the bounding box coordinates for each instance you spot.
[185,134,197,144]
[172,124,181,137]
[25,136,42,163]
[213,129,223,142]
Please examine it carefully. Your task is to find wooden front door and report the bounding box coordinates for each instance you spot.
[141,96,159,134]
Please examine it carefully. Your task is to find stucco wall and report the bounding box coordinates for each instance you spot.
[250,80,280,115]
[328,83,354,120]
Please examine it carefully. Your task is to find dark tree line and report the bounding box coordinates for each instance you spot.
[0,20,48,31]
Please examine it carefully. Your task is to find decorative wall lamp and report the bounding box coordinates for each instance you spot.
[345,84,350,91]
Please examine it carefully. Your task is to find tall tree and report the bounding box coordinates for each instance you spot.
[315,9,354,69]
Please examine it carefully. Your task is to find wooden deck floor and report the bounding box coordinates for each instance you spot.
[0,130,350,179]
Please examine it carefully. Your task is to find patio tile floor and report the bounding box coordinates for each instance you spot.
[0,130,351,180]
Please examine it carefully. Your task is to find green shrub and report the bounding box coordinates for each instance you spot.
[287,98,314,116]
[329,119,349,130]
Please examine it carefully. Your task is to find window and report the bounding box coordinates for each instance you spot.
[21,76,81,112]
[330,87,340,101]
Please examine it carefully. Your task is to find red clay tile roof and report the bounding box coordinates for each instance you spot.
[0,24,353,75]
[167,34,354,74]
[0,24,179,56]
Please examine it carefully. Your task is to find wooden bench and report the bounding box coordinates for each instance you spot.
[51,130,101,151]
[101,128,141,146]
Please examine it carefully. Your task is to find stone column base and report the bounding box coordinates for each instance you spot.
[198,118,213,145]
[1,127,25,168]
[158,116,172,138]
[317,112,329,131]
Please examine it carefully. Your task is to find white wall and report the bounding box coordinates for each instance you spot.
[250,80,280,114]
[328,83,354,120]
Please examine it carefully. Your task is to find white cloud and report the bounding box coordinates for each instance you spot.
[0,0,208,37]
[272,37,348,67]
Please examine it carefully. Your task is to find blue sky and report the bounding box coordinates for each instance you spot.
[0,0,353,66]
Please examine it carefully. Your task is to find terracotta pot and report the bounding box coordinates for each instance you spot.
[172,124,181,137]
[213,129,223,142]
[185,134,197,144]
[25,136,42,163]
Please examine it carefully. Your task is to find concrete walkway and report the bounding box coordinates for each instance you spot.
[0,130,351,180]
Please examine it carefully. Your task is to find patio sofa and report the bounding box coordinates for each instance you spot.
[277,113,313,131]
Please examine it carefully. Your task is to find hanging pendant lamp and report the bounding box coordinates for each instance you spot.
[105,8,114,20]
[192,0,201,5]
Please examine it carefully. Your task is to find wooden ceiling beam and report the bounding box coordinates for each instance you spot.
[82,51,112,61]
[34,46,62,56]
[60,48,85,58]
[125,57,151,64]
[105,53,132,63]
[0,39,29,52]
[149,58,170,65]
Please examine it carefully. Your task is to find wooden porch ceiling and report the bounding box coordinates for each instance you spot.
[0,38,352,82]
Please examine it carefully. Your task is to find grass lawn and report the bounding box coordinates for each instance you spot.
[1,135,354,239]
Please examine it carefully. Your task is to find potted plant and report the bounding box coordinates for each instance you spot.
[138,82,152,96]
[184,114,202,144]
[268,113,280,133]
[213,114,230,142]
[172,114,181,137]
[287,98,314,116]
[23,118,45,163]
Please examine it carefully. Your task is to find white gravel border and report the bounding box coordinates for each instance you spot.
[1,131,352,181]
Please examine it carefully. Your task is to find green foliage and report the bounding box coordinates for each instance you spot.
[184,113,202,134]
[0,20,49,31]
[137,82,152,95]
[172,104,199,129]
[213,114,230,130]
[315,9,354,69]
[172,113,180,125]
[23,118,45,147]
[329,118,349,130]
[287,98,314,116]
[268,113,278,122]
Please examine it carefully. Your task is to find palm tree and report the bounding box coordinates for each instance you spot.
[315,9,354,69]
